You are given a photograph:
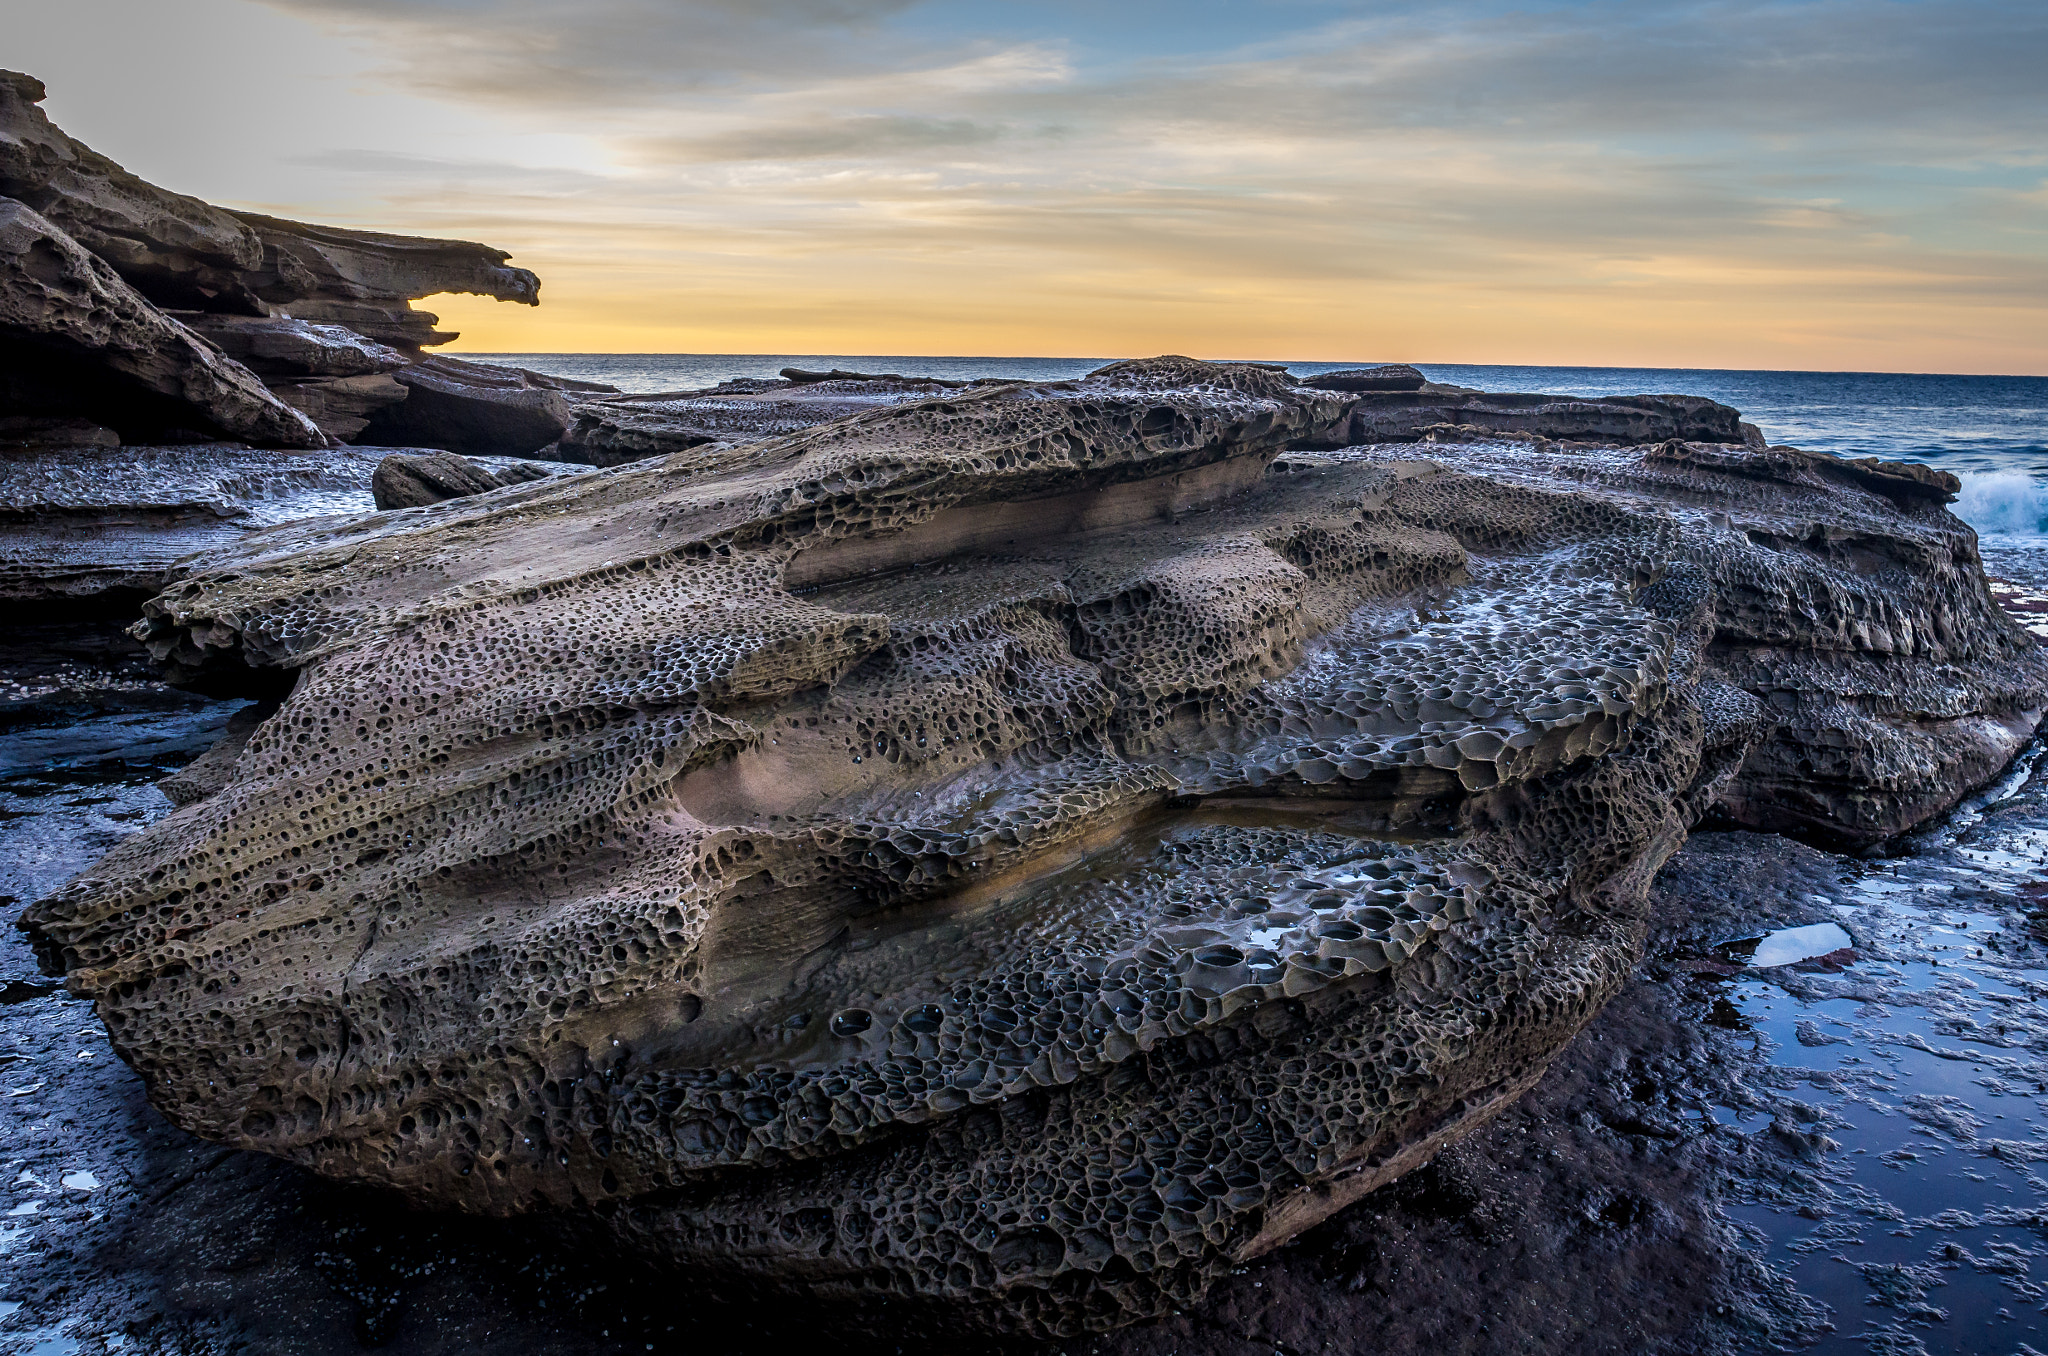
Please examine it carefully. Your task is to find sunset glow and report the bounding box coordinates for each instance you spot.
[8,0,2044,372]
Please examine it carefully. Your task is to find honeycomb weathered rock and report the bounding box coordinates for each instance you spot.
[20,357,2043,1337]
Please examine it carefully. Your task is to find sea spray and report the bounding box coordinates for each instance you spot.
[1956,469,2048,537]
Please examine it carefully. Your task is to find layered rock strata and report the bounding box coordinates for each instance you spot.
[357,355,618,458]
[21,358,2043,1337]
[1,200,326,447]
[1,70,559,446]
[1315,386,1759,448]
[559,375,987,466]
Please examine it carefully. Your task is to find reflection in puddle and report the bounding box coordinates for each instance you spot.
[1696,765,2048,1355]
[1747,921,1854,968]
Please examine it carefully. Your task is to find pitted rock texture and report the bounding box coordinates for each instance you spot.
[559,375,974,466]
[20,358,2044,1338]
[0,200,327,447]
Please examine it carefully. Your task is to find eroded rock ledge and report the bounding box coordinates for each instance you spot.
[19,359,2041,1336]
[0,68,594,451]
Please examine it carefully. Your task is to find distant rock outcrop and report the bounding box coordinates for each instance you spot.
[23,356,2040,1339]
[1308,388,1757,448]
[1297,363,1427,392]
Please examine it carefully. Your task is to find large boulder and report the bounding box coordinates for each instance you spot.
[0,200,326,447]
[370,449,579,509]
[21,359,2042,1339]
[357,355,619,457]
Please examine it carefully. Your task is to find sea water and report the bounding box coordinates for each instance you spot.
[471,353,2048,545]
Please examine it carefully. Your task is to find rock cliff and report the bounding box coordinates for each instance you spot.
[21,356,2040,1337]
[0,69,578,448]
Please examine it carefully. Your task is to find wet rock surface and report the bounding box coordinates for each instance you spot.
[0,441,578,605]
[13,353,2041,1339]
[6,639,2048,1354]
[0,442,387,603]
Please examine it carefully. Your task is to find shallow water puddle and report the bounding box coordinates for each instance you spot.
[1702,774,2048,1354]
[1747,921,1855,968]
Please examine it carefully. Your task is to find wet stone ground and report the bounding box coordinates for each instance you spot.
[5,619,2048,1356]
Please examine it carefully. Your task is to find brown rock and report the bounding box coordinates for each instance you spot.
[1296,363,1427,392]
[1,70,539,347]
[0,200,325,447]
[21,358,2040,1337]
[370,450,569,509]
[357,355,619,457]
[0,70,266,312]
[561,376,977,466]
[1304,388,1752,447]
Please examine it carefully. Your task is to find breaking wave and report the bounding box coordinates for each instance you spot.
[1955,471,2048,538]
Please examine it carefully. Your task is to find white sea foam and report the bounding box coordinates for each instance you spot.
[1955,470,2048,537]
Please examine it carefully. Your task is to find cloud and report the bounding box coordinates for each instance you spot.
[34,0,2042,369]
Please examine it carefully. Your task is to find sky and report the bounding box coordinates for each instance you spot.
[4,0,2045,371]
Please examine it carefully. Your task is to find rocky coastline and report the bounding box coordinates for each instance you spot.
[4,69,2045,1352]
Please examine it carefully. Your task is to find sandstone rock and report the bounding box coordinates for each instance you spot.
[0,71,265,312]
[559,376,990,466]
[177,314,411,380]
[370,450,576,509]
[780,366,968,386]
[357,355,618,457]
[0,71,540,332]
[1310,388,1753,447]
[21,358,2041,1338]
[0,441,388,603]
[175,315,415,440]
[1296,363,1427,392]
[269,374,410,443]
[228,211,539,324]
[0,200,326,447]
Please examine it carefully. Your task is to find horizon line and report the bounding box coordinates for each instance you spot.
[447,351,2048,381]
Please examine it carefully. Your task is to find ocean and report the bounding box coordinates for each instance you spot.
[471,354,2048,544]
